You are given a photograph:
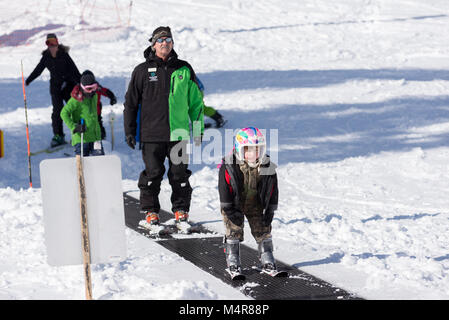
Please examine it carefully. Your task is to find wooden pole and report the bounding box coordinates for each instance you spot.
[76,139,93,300]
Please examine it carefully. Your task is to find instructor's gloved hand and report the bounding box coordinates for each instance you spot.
[110,95,117,105]
[126,134,136,149]
[73,124,86,134]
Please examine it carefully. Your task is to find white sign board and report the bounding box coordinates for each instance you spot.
[40,155,127,266]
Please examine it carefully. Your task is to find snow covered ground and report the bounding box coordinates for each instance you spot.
[1,0,449,300]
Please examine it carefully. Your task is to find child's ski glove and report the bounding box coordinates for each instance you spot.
[73,123,86,134]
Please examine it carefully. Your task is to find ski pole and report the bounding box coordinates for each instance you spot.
[20,60,32,188]
[76,117,92,300]
[80,118,84,158]
[128,0,133,27]
[0,130,4,158]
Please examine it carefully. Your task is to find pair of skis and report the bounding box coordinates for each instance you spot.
[138,219,202,237]
[138,210,287,280]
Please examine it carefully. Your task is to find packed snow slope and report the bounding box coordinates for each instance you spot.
[1,0,449,299]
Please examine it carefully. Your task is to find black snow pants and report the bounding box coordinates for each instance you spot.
[51,80,76,136]
[138,141,192,214]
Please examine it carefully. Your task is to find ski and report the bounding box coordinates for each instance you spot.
[175,220,203,234]
[139,219,205,237]
[226,267,245,281]
[138,220,177,237]
[30,144,68,156]
[262,269,288,277]
[253,266,289,278]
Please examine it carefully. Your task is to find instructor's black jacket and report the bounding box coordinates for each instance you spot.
[123,47,204,142]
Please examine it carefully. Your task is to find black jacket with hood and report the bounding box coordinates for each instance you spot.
[218,152,279,227]
[26,45,81,93]
[123,46,204,142]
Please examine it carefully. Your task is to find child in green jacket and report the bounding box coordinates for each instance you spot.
[60,72,104,156]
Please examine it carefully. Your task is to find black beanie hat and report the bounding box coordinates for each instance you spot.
[81,70,94,77]
[149,26,172,47]
[80,73,96,86]
[45,33,58,46]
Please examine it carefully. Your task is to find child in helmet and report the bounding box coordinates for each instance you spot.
[60,72,104,156]
[218,127,279,277]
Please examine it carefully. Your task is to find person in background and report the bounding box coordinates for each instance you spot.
[25,33,81,147]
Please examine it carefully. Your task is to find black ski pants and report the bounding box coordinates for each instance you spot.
[50,81,75,136]
[138,141,192,214]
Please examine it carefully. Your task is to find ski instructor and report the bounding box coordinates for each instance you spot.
[123,26,204,226]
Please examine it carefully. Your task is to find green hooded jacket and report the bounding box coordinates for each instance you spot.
[124,48,204,142]
[60,94,101,146]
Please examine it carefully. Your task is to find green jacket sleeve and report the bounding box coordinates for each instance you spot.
[60,97,78,132]
[187,72,205,137]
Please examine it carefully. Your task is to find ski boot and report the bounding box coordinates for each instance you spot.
[174,210,191,233]
[258,238,276,270]
[174,210,189,222]
[210,111,226,128]
[257,238,288,277]
[145,211,160,225]
[138,211,173,236]
[50,134,67,148]
[224,238,245,280]
[140,210,160,228]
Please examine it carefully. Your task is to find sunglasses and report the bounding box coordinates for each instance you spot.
[156,37,172,44]
[81,83,98,93]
